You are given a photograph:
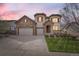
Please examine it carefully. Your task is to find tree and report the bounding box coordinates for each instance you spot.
[61,3,79,25]
[60,3,79,32]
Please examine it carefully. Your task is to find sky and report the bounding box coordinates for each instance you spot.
[0,3,65,20]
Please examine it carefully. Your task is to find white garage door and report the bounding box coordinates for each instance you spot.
[19,28,33,36]
[37,29,44,35]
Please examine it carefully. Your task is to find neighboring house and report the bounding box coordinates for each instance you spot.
[1,13,62,36]
[0,20,16,31]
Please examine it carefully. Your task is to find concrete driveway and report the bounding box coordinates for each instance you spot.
[0,35,48,56]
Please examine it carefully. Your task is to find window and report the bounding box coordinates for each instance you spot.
[25,19,27,22]
[53,26,59,30]
[37,17,43,22]
[52,18,58,22]
[10,27,15,30]
[41,17,43,22]
[39,17,42,22]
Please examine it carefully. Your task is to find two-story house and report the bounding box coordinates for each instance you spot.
[15,13,61,36]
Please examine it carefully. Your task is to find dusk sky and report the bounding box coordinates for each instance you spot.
[0,3,65,20]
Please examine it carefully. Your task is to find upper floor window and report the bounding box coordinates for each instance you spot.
[52,18,59,22]
[37,17,43,22]
[39,17,42,22]
[25,19,27,22]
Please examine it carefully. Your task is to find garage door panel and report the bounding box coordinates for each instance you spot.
[37,29,44,35]
[19,28,33,36]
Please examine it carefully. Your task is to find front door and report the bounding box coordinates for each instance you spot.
[46,25,51,33]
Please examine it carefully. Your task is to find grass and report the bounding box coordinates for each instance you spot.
[45,36,79,53]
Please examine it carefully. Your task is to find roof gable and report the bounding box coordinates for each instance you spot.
[16,15,36,24]
[43,20,53,25]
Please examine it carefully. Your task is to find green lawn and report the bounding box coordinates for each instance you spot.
[45,36,79,53]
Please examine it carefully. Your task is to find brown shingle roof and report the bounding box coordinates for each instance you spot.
[49,14,61,17]
[34,13,46,17]
[16,15,37,24]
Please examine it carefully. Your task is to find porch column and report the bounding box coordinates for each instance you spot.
[33,26,37,35]
[16,27,19,35]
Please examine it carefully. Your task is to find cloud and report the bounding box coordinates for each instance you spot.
[0,3,9,15]
[0,3,64,20]
[0,11,22,20]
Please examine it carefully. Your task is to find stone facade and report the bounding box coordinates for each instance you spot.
[34,13,61,35]
[12,13,61,35]
[15,15,37,35]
